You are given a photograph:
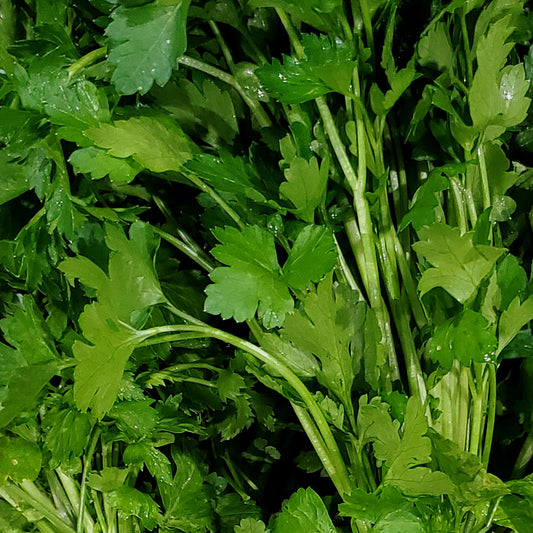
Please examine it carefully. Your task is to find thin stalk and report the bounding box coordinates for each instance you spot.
[275,8,305,58]
[476,143,492,212]
[137,324,352,496]
[67,47,107,81]
[153,226,214,273]
[450,177,469,234]
[178,55,271,128]
[77,428,101,533]
[481,364,497,469]
[459,8,473,86]
[182,169,245,229]
[292,403,345,492]
[209,20,236,73]
[358,0,375,56]
[0,482,76,533]
[512,432,533,478]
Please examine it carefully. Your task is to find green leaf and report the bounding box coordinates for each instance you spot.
[109,400,159,440]
[107,0,191,95]
[339,486,424,532]
[497,254,528,310]
[59,222,168,417]
[358,397,454,496]
[256,34,354,104]
[281,275,359,410]
[417,22,454,74]
[428,310,498,370]
[87,467,129,492]
[185,152,273,205]
[469,16,531,140]
[69,146,143,183]
[124,442,173,484]
[85,115,194,173]
[282,225,337,291]
[216,493,262,532]
[413,223,505,303]
[153,79,239,146]
[108,486,162,530]
[271,487,336,533]
[399,170,450,231]
[43,407,92,468]
[159,450,215,532]
[205,225,336,328]
[498,295,533,355]
[280,156,328,223]
[0,437,41,483]
[249,0,342,32]
[234,518,268,533]
[429,429,509,506]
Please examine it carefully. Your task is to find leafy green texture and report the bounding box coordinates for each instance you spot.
[108,486,162,530]
[59,222,168,417]
[358,397,454,496]
[85,116,195,173]
[0,437,41,483]
[280,156,328,223]
[469,16,531,140]
[205,225,337,327]
[107,0,191,95]
[498,295,533,354]
[339,487,425,532]
[69,146,143,183]
[271,487,336,533]
[281,274,360,410]
[249,0,342,31]
[414,223,505,302]
[417,22,454,74]
[234,518,268,533]
[159,450,214,532]
[256,34,354,103]
[429,430,509,506]
[428,310,497,370]
[0,296,59,427]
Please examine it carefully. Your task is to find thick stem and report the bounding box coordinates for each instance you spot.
[482,364,497,469]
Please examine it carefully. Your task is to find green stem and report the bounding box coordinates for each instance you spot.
[138,324,352,497]
[512,432,533,478]
[177,55,272,128]
[275,8,305,58]
[153,226,214,273]
[459,8,473,86]
[67,47,107,80]
[77,427,101,533]
[477,143,492,212]
[0,482,76,533]
[450,177,469,233]
[182,168,245,229]
[482,364,497,469]
[209,20,236,72]
[358,0,375,56]
[292,403,347,494]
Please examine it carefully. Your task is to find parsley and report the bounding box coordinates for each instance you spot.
[0,0,532,531]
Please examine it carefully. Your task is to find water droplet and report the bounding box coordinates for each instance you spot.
[166,40,171,44]
[12,459,18,466]
[137,86,143,92]
[503,90,512,101]
[436,345,442,351]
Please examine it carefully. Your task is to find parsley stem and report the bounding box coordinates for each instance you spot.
[67,46,107,81]
[459,8,473,86]
[482,364,497,468]
[153,226,214,273]
[209,20,236,73]
[477,143,492,212]
[178,55,272,128]
[358,0,375,56]
[275,8,305,59]
[77,427,101,533]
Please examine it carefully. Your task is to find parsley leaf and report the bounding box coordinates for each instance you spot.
[256,34,354,104]
[413,223,505,303]
[85,115,195,173]
[271,487,336,533]
[205,225,336,328]
[106,0,191,95]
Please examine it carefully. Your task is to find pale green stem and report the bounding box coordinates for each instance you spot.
[209,20,236,72]
[77,428,101,533]
[482,364,497,469]
[67,47,107,81]
[275,8,305,58]
[450,177,469,233]
[477,143,492,211]
[153,226,214,273]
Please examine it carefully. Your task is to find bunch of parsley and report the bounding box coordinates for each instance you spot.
[0,0,533,531]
